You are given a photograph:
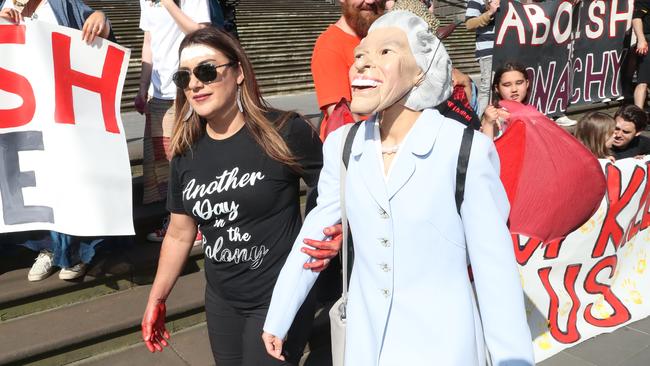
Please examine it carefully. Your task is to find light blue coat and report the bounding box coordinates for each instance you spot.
[264,109,535,366]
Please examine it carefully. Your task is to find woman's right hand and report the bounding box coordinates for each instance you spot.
[141,299,170,352]
[0,8,22,24]
[480,105,501,138]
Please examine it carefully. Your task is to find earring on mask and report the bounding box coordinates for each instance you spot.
[236,85,244,113]
[183,104,194,121]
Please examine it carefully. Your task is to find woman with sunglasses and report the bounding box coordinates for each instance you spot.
[140,27,325,365]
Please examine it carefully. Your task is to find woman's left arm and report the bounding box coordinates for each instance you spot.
[262,124,347,359]
[161,0,210,34]
[460,135,535,365]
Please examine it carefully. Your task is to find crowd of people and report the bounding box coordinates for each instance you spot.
[2,0,650,365]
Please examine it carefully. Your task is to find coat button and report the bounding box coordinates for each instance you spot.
[381,288,391,298]
[379,238,391,247]
[379,263,391,272]
[379,208,389,219]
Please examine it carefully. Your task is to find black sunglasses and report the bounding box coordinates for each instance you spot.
[172,61,236,89]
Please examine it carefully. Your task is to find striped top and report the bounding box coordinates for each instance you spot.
[465,0,495,59]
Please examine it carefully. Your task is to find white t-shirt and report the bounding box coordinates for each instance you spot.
[2,0,59,25]
[139,0,210,99]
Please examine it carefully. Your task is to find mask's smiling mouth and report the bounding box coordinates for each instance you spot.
[351,77,382,92]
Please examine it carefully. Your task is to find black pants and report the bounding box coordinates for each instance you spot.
[205,286,315,366]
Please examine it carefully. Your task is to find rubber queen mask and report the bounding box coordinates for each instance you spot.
[349,9,452,115]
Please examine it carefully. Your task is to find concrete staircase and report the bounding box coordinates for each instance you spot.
[0,180,211,365]
[84,0,479,112]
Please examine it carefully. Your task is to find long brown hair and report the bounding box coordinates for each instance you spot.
[574,112,615,158]
[170,27,301,171]
[492,62,529,105]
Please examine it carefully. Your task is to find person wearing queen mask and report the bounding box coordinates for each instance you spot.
[262,9,534,366]
[140,27,329,365]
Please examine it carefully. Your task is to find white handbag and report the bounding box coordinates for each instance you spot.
[328,122,360,366]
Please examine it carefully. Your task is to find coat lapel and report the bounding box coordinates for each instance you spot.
[352,119,391,213]
[386,109,444,200]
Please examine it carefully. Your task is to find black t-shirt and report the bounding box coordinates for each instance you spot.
[612,135,650,159]
[168,113,323,309]
[634,0,650,35]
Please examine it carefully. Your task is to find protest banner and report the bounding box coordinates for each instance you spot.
[493,0,633,115]
[521,157,650,361]
[0,19,133,236]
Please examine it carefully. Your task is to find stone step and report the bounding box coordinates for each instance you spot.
[0,270,206,365]
[0,242,204,322]
[68,323,215,366]
[71,289,336,366]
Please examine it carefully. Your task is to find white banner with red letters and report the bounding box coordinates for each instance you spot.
[522,157,650,361]
[0,19,133,235]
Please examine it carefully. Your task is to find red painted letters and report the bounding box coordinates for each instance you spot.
[0,25,35,128]
[51,32,125,134]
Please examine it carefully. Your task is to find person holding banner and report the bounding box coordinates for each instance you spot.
[0,0,110,43]
[134,0,211,244]
[141,27,326,365]
[1,0,116,281]
[262,8,534,366]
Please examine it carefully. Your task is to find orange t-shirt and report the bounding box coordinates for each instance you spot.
[311,25,361,140]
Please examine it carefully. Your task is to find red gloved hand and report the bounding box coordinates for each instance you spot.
[302,224,343,272]
[141,299,170,352]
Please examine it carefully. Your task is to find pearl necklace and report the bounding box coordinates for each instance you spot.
[381,144,400,155]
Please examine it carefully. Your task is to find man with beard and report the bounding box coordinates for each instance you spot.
[312,0,385,140]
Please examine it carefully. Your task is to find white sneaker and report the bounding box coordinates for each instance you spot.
[28,251,55,282]
[146,217,170,243]
[59,263,88,280]
[555,116,578,127]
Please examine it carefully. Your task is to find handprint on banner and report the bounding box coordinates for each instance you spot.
[536,330,553,351]
[622,279,643,305]
[578,208,605,234]
[635,249,647,275]
[592,294,614,320]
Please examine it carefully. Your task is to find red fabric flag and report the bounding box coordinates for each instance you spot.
[495,100,606,242]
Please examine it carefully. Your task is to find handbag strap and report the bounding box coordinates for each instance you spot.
[455,126,474,215]
[339,122,361,299]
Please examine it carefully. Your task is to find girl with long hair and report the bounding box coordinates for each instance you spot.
[574,112,616,159]
[480,62,530,139]
[141,27,324,365]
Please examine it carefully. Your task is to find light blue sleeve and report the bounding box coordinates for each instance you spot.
[461,134,535,365]
[263,126,346,338]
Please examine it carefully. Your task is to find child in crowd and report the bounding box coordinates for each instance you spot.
[480,61,529,139]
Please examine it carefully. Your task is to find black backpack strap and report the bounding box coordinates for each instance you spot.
[455,126,474,215]
[340,122,361,286]
[342,122,362,168]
